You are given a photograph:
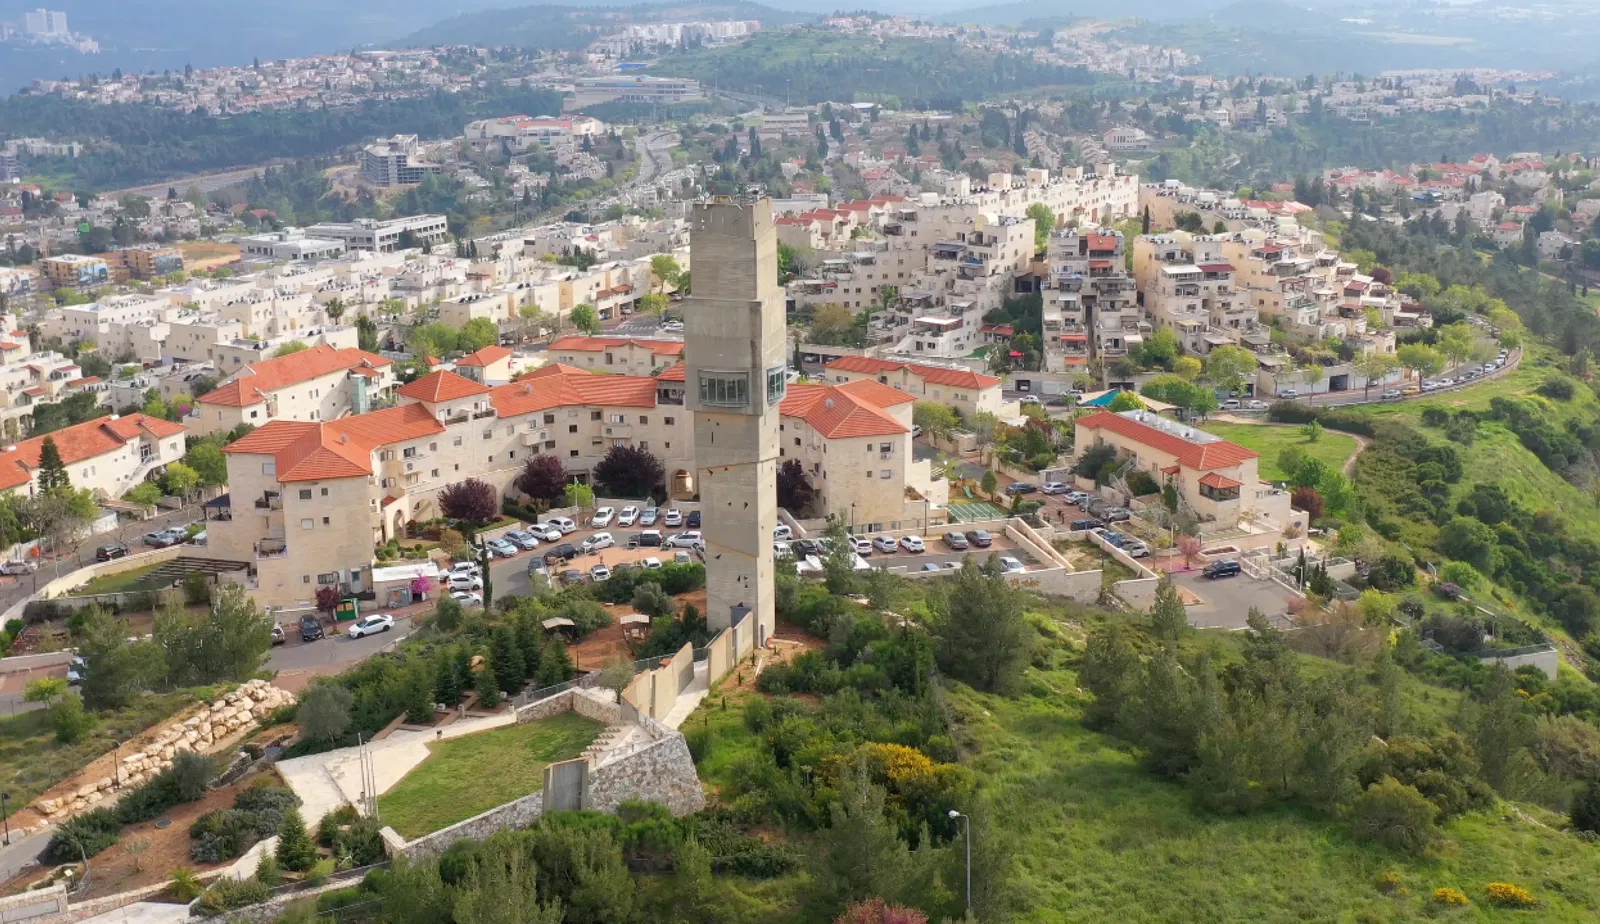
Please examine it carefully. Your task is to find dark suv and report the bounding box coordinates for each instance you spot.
[964,529,993,548]
[299,615,326,641]
[544,543,578,564]
[95,542,130,562]
[1202,560,1242,579]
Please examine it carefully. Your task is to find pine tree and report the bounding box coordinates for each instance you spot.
[275,807,317,872]
[474,661,502,708]
[513,613,543,680]
[36,437,70,495]
[490,625,525,693]
[538,641,574,687]
[435,648,462,706]
[1148,576,1189,643]
[406,665,436,724]
[1572,776,1600,833]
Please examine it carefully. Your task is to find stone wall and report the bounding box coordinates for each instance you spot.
[33,680,295,824]
[0,883,67,923]
[399,790,547,861]
[514,687,622,726]
[1005,567,1103,601]
[586,722,705,817]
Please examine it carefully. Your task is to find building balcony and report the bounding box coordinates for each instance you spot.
[253,493,282,511]
[256,538,288,559]
[471,408,497,421]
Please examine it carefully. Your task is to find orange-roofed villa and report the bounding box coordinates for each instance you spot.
[1073,409,1303,535]
[0,413,187,499]
[207,363,945,608]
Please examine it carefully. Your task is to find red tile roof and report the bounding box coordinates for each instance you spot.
[1075,412,1258,472]
[823,355,1001,390]
[1199,472,1242,489]
[834,378,915,407]
[1086,233,1118,251]
[549,336,686,356]
[655,362,686,383]
[224,404,445,482]
[0,414,186,491]
[455,346,513,367]
[397,370,492,403]
[782,383,908,439]
[198,345,391,408]
[490,366,658,417]
[1198,263,1235,273]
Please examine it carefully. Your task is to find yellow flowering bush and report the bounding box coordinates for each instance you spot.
[1374,871,1404,894]
[1432,887,1470,906]
[1485,882,1537,907]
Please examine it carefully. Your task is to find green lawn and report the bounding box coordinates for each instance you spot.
[377,712,603,838]
[1201,422,1360,482]
[78,562,168,595]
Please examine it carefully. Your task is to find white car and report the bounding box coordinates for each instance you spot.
[641,556,663,569]
[450,591,483,606]
[617,505,640,526]
[448,561,480,577]
[486,538,519,558]
[774,524,794,541]
[530,524,563,542]
[346,614,395,639]
[852,537,873,556]
[673,550,693,564]
[591,507,616,528]
[663,509,684,527]
[1221,399,1241,410]
[1019,395,1040,405]
[582,532,616,553]
[998,556,1025,574]
[1244,399,1268,410]
[666,531,702,549]
[774,541,793,558]
[640,508,659,526]
[1041,482,1070,494]
[899,535,925,553]
[872,535,898,553]
[590,563,612,582]
[448,573,484,591]
[545,517,577,535]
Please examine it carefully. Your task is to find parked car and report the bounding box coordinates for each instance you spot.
[1402,384,1421,396]
[1277,389,1299,399]
[1004,482,1039,495]
[448,572,484,591]
[635,529,663,547]
[793,539,820,557]
[872,535,898,553]
[0,559,37,575]
[1244,399,1268,410]
[965,529,993,548]
[96,542,130,562]
[1099,507,1132,523]
[1065,490,1091,504]
[1019,395,1040,405]
[448,561,481,577]
[560,569,585,586]
[66,657,86,685]
[773,541,793,559]
[774,524,794,541]
[590,563,612,582]
[920,562,943,572]
[617,505,640,527]
[687,510,701,528]
[899,535,925,553]
[1202,560,1242,579]
[1041,482,1070,494]
[942,531,969,551]
[1381,388,1403,400]
[451,591,484,606]
[666,531,702,549]
[640,507,658,526]
[529,524,563,542]
[270,624,286,645]
[581,532,616,553]
[591,507,616,528]
[852,537,873,556]
[998,556,1026,574]
[486,538,520,558]
[1070,519,1100,531]
[143,528,184,547]
[1124,541,1152,559]
[1221,399,1241,410]
[347,614,395,639]
[299,615,325,641]
[663,509,684,527]
[673,551,694,565]
[641,557,663,570]
[545,517,577,535]
[505,530,541,551]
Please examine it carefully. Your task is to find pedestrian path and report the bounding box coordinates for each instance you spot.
[661,661,709,729]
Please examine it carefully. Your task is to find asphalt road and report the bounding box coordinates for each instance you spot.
[633,130,677,186]
[0,507,209,618]
[264,615,417,674]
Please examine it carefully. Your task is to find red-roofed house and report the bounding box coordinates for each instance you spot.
[453,346,515,385]
[823,355,1003,419]
[1074,409,1297,530]
[549,336,686,375]
[193,344,394,437]
[0,413,186,499]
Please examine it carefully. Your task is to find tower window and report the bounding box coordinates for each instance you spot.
[698,371,749,407]
[766,366,787,405]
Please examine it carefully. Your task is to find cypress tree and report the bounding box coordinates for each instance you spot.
[37,437,70,495]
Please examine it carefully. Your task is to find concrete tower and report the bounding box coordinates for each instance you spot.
[685,197,784,639]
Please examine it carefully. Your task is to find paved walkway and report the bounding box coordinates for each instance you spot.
[661,662,709,729]
[78,902,191,924]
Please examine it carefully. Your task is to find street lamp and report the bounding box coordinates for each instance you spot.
[3,791,11,846]
[948,809,970,914]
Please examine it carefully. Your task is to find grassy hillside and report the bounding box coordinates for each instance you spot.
[1201,421,1360,481]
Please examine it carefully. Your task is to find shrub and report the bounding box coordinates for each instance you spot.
[194,876,269,916]
[1348,776,1439,854]
[1438,561,1480,589]
[1485,882,1536,907]
[1537,375,1576,400]
[254,854,283,887]
[316,805,360,847]
[1432,887,1470,906]
[43,808,121,863]
[190,786,300,863]
[169,867,204,902]
[1374,871,1404,894]
[275,807,318,872]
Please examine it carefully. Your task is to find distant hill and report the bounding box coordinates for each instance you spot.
[393,1,811,52]
[935,0,1232,26]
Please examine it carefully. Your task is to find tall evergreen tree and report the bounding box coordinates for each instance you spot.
[36,437,70,495]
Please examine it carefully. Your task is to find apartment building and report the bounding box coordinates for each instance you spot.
[464,115,606,152]
[104,246,183,281]
[42,294,176,354]
[453,346,514,385]
[304,216,449,253]
[822,355,1002,420]
[240,229,348,263]
[565,76,703,110]
[1133,232,1261,353]
[192,344,394,436]
[359,135,443,187]
[40,254,109,289]
[547,336,685,375]
[1044,227,1139,366]
[0,412,185,500]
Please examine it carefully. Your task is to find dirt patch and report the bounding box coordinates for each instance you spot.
[0,771,281,901]
[718,619,826,695]
[568,588,711,671]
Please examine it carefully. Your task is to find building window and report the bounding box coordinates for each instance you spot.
[664,416,675,426]
[262,462,276,475]
[880,470,891,479]
[569,425,578,434]
[544,414,556,424]
[590,411,603,421]
[431,469,439,478]
[403,447,417,458]
[482,431,492,441]
[299,489,312,500]
[453,437,463,447]
[638,416,648,425]
[608,414,625,424]
[321,487,329,496]
[317,572,337,585]
[322,517,330,525]
[301,518,315,529]
[880,443,892,453]
[570,449,580,457]
[699,371,749,407]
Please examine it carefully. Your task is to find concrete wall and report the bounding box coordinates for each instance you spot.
[1006,566,1103,600]
[0,884,67,923]
[543,759,587,813]
[1480,645,1560,681]
[1114,577,1163,610]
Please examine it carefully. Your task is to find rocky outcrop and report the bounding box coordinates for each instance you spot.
[33,680,295,823]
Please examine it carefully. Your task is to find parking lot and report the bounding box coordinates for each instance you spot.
[1171,568,1293,629]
